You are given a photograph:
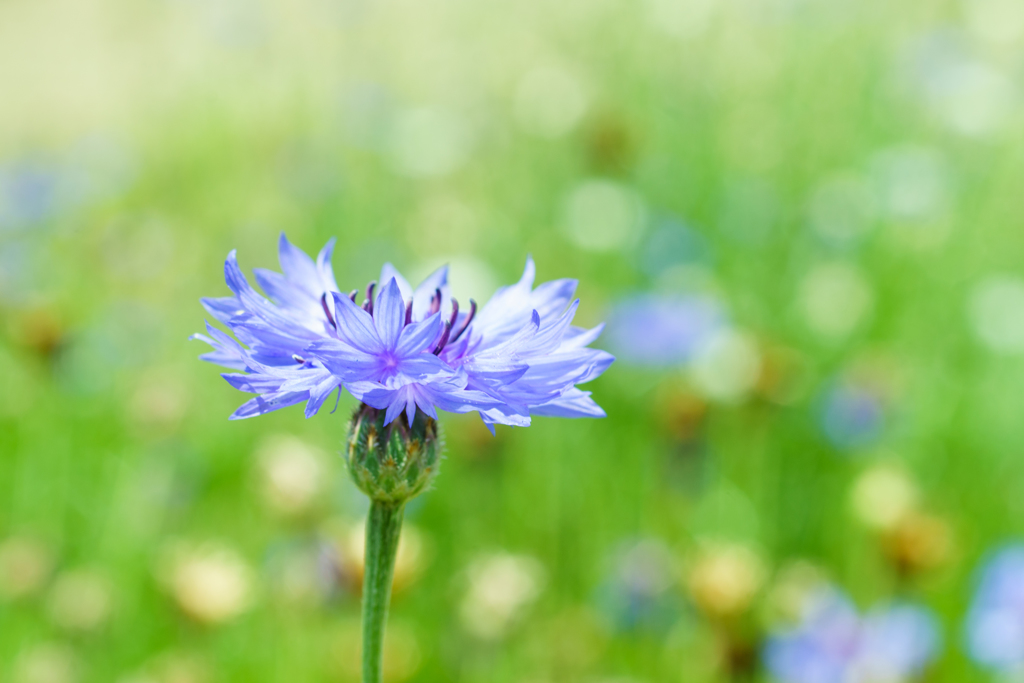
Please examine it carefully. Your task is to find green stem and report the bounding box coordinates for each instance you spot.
[362,499,405,683]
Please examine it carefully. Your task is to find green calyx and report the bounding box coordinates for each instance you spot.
[345,404,441,504]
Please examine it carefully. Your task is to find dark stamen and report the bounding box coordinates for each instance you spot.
[366,281,377,315]
[362,298,371,312]
[321,293,337,329]
[404,299,413,325]
[449,298,477,344]
[432,321,452,355]
[348,289,358,303]
[293,354,306,364]
[448,298,460,329]
[429,288,442,315]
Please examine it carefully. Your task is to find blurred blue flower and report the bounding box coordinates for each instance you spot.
[0,163,61,231]
[0,140,135,234]
[604,294,724,366]
[193,234,613,430]
[765,587,940,683]
[820,382,885,450]
[263,537,340,605]
[595,539,680,632]
[965,545,1024,671]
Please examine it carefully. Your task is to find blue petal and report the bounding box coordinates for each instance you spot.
[345,380,394,408]
[531,389,606,418]
[561,322,605,349]
[424,384,505,415]
[230,390,308,419]
[478,403,531,427]
[253,268,312,310]
[461,362,529,384]
[331,291,384,353]
[192,339,246,371]
[277,233,321,297]
[395,352,453,381]
[191,324,250,371]
[201,321,247,355]
[385,395,407,426]
[201,296,243,325]
[522,348,614,387]
[227,315,316,358]
[221,372,286,393]
[380,263,414,301]
[305,338,381,381]
[196,348,248,372]
[395,312,443,356]
[520,299,579,356]
[404,394,418,426]
[471,256,536,342]
[374,278,406,349]
[305,376,341,418]
[530,278,578,322]
[316,238,340,293]
[277,366,337,394]
[412,390,439,419]
[469,310,540,361]
[224,251,319,340]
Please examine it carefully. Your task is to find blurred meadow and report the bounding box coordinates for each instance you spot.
[3,0,1024,680]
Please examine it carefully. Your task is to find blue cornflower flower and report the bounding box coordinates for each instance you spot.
[764,587,940,683]
[965,544,1024,671]
[192,234,613,430]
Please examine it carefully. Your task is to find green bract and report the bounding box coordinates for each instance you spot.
[345,404,441,504]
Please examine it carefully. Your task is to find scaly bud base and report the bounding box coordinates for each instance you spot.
[346,404,441,505]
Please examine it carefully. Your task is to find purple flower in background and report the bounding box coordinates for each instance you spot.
[0,141,135,233]
[604,294,724,366]
[192,234,613,431]
[965,545,1024,671]
[0,163,61,231]
[595,539,679,633]
[765,587,940,683]
[820,381,885,450]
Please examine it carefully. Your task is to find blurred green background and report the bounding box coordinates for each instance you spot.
[2,0,1024,680]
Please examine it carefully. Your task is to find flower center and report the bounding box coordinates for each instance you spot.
[324,282,478,356]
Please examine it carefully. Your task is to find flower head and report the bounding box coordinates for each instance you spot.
[764,586,940,683]
[192,234,613,431]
